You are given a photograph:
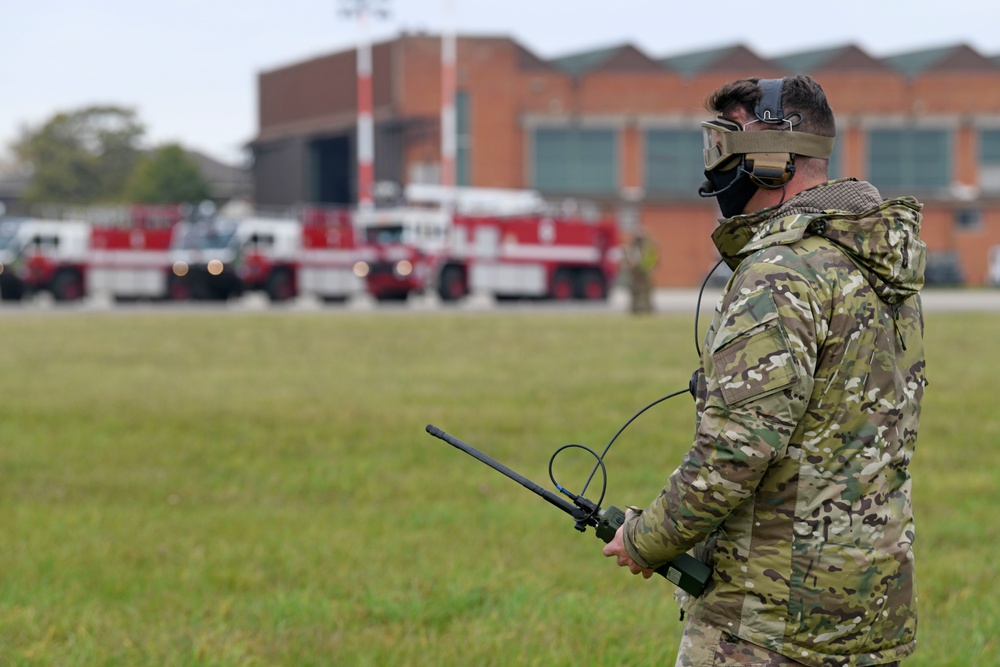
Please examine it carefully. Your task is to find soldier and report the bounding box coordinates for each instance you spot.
[602,75,926,667]
[626,231,659,314]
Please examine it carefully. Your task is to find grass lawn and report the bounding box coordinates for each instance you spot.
[0,308,997,666]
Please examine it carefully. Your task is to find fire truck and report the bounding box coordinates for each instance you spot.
[352,186,621,302]
[0,205,183,302]
[168,206,366,303]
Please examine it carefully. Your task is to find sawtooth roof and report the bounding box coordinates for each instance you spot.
[881,43,1000,77]
[549,43,664,77]
[772,44,893,73]
[659,44,777,76]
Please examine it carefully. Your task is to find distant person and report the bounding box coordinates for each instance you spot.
[626,232,658,314]
[602,75,927,666]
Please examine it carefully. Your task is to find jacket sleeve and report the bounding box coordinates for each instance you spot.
[623,257,821,569]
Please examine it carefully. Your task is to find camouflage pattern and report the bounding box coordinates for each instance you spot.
[623,179,926,667]
[674,614,903,666]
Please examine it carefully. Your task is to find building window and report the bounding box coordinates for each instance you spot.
[456,91,471,187]
[867,128,951,193]
[532,127,617,195]
[978,129,1000,194]
[955,208,982,231]
[644,129,703,195]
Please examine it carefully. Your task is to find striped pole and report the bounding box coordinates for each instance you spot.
[356,8,374,211]
[440,0,457,206]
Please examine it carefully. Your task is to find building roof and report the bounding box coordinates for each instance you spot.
[186,150,252,201]
[772,44,892,73]
[549,43,663,77]
[659,44,776,77]
[882,43,1000,77]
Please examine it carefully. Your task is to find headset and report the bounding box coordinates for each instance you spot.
[701,78,835,190]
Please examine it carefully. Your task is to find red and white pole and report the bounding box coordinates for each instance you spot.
[356,9,375,211]
[440,0,457,206]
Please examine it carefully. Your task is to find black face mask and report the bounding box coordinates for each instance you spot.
[699,161,759,218]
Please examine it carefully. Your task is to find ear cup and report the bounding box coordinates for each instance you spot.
[749,79,794,187]
[747,152,794,188]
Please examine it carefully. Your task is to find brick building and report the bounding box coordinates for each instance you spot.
[250,34,1000,287]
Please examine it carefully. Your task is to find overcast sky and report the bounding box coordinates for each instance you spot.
[3,0,996,166]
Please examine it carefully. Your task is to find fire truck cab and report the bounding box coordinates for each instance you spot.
[353,186,621,302]
[169,209,365,303]
[170,217,302,301]
[0,218,90,301]
[353,207,450,301]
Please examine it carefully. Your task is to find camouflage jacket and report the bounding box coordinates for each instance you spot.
[622,179,926,666]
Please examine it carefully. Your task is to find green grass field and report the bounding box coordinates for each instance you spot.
[1,307,997,666]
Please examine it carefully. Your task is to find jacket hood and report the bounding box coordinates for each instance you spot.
[712,179,926,305]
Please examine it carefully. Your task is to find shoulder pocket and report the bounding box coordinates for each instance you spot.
[712,288,799,407]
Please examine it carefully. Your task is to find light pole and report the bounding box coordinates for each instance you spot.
[339,0,390,211]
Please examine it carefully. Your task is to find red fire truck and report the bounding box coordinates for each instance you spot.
[352,186,621,302]
[0,205,184,302]
[167,206,366,303]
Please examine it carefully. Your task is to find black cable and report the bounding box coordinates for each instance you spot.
[695,258,725,358]
[549,256,727,515]
[550,386,691,512]
[548,443,607,523]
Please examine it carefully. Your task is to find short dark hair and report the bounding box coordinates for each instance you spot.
[706,75,836,137]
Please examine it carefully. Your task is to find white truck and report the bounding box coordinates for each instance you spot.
[168,213,366,302]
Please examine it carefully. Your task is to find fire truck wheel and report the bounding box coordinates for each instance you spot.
[266,269,295,302]
[576,270,608,300]
[0,281,25,301]
[438,265,467,301]
[168,276,191,301]
[550,268,574,300]
[52,270,84,302]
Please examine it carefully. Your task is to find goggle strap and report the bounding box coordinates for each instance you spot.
[720,130,834,159]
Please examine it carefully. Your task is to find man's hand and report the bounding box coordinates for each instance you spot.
[602,509,655,579]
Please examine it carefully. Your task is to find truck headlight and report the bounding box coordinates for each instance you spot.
[353,261,370,278]
[395,260,413,277]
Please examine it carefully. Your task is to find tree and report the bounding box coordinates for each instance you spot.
[13,105,145,204]
[125,144,211,204]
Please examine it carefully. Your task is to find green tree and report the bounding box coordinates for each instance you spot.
[125,144,211,204]
[13,105,144,204]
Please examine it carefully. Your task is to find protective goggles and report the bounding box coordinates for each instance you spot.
[702,117,836,172]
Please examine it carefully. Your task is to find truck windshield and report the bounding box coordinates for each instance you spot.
[173,221,238,251]
[364,225,404,244]
[0,221,23,253]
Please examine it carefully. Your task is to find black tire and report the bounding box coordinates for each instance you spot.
[438,265,467,301]
[0,279,25,301]
[266,269,295,302]
[576,269,607,301]
[52,270,84,302]
[550,268,574,300]
[168,275,191,301]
